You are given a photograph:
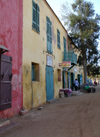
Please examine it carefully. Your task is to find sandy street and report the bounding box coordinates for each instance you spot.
[0,85,100,137]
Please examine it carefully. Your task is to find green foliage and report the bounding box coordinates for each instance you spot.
[61,0,100,64]
[87,64,100,77]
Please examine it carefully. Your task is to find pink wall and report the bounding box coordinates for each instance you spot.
[0,0,23,118]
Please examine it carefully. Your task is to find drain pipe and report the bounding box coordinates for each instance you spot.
[31,80,33,109]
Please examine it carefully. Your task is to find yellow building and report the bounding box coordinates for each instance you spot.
[22,0,83,110]
[68,36,84,90]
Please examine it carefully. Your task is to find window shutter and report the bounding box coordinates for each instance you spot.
[57,29,59,47]
[57,29,60,49]
[32,1,36,30]
[59,31,60,48]
[47,17,49,52]
[50,21,52,53]
[46,17,52,54]
[36,4,40,32]
[32,64,35,81]
[63,37,66,51]
[65,38,66,51]
[47,17,50,53]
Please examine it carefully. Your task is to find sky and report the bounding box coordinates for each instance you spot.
[46,0,100,54]
[46,0,100,22]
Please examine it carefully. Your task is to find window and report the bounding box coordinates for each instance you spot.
[46,16,52,54]
[63,37,66,52]
[31,62,39,81]
[32,0,40,33]
[57,29,60,49]
[63,37,67,60]
[58,69,61,81]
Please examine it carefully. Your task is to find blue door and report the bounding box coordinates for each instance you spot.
[80,75,82,85]
[46,66,54,101]
[77,74,82,89]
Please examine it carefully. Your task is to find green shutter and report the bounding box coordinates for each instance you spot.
[36,4,39,32]
[59,31,60,48]
[32,64,35,81]
[63,37,66,51]
[47,17,50,52]
[50,20,52,53]
[32,1,40,33]
[63,37,66,60]
[46,17,52,54]
[57,29,60,49]
[32,1,36,30]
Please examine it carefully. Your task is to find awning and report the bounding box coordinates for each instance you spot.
[0,45,9,54]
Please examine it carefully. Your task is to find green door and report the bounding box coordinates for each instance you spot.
[46,66,54,101]
[68,71,70,88]
[71,72,75,90]
[62,71,65,88]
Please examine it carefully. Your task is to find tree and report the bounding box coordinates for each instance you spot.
[61,0,100,85]
[87,64,100,77]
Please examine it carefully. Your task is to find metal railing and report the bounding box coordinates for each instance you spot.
[63,51,77,65]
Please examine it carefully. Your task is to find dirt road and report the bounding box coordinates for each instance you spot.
[0,85,100,137]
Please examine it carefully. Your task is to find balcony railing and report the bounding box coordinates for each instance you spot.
[63,51,77,65]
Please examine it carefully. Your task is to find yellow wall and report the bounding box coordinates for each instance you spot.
[69,48,83,81]
[23,0,68,109]
[67,38,84,88]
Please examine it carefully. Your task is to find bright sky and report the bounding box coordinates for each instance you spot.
[46,0,100,61]
[46,0,100,20]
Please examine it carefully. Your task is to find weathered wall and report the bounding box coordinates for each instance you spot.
[0,0,23,118]
[68,38,84,87]
[70,46,83,80]
[23,0,68,109]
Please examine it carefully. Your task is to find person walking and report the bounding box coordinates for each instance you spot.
[74,79,79,91]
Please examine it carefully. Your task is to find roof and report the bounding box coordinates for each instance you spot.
[43,0,79,51]
[43,0,67,34]
[0,45,9,54]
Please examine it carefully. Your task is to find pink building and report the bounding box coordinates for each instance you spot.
[0,0,23,118]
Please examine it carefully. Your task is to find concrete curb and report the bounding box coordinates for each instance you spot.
[0,120,10,128]
[47,98,59,104]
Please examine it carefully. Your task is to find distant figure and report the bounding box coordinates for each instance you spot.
[74,79,79,91]
[94,81,97,85]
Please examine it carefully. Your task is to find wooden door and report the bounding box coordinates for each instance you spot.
[0,54,12,111]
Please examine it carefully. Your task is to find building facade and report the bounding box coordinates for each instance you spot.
[0,0,83,118]
[23,0,69,109]
[0,0,23,118]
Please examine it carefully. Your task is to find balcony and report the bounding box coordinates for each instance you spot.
[63,51,77,65]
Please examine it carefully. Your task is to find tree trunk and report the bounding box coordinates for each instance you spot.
[83,57,87,86]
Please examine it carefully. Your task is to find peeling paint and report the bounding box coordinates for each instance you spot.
[0,0,23,118]
[22,0,67,110]
[52,25,57,45]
